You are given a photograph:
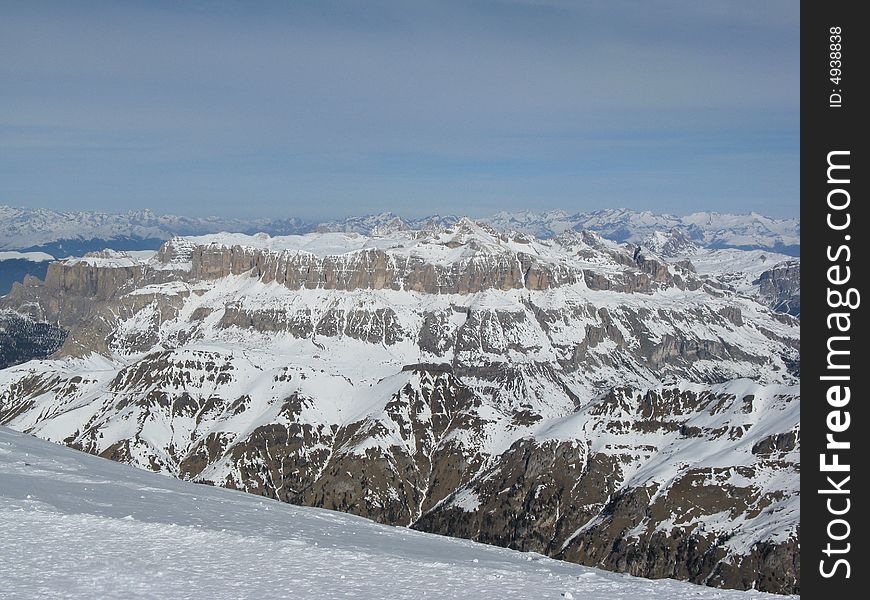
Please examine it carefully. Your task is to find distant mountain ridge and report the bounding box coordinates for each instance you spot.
[0,205,799,256]
[0,205,309,254]
[485,209,800,255]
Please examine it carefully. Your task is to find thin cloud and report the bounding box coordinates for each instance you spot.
[0,0,798,219]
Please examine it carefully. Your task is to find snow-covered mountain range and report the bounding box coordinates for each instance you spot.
[0,427,791,599]
[0,206,802,313]
[487,209,800,254]
[0,219,800,593]
[0,204,799,255]
[0,205,309,255]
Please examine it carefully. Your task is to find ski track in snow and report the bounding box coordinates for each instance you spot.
[0,428,789,600]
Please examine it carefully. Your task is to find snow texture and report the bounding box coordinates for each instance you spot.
[0,427,790,600]
[0,251,54,262]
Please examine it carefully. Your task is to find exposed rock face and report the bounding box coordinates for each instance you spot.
[628,231,801,319]
[189,245,565,293]
[756,261,800,317]
[43,259,144,300]
[0,223,800,594]
[416,386,799,593]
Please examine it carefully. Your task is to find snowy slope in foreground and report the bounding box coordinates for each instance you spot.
[0,427,788,600]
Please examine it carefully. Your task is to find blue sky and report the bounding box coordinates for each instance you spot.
[0,0,799,220]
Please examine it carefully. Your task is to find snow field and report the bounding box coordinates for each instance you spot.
[0,428,790,600]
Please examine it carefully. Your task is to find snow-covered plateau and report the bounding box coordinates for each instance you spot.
[0,219,800,594]
[0,427,793,600]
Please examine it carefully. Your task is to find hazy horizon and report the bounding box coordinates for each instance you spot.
[1,202,799,223]
[2,1,799,220]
